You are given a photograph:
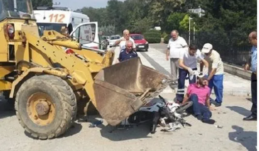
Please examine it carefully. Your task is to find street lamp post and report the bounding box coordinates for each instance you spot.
[193,22,196,43]
[189,16,193,45]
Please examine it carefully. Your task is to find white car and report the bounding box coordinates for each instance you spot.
[108,35,121,46]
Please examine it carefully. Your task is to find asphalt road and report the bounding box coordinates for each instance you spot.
[149,43,167,54]
[0,44,256,151]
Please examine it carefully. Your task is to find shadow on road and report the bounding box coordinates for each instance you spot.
[24,122,83,139]
[247,98,252,102]
[62,122,83,138]
[229,125,257,151]
[99,124,151,141]
[226,106,251,116]
[0,98,15,119]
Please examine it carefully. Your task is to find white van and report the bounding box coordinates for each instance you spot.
[34,7,100,50]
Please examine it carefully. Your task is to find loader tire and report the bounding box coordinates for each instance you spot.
[15,75,77,140]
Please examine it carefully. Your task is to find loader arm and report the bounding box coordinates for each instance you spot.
[22,30,103,107]
[41,30,113,66]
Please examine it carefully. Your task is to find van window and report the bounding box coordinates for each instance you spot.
[73,24,93,44]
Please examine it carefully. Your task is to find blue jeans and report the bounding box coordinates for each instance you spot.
[209,74,224,104]
[189,94,212,120]
[176,68,197,102]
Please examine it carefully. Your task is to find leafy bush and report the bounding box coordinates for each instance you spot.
[143,30,161,43]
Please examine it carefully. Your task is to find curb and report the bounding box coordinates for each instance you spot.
[224,63,251,80]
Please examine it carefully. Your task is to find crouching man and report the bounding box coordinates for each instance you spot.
[177,44,208,102]
[182,76,216,124]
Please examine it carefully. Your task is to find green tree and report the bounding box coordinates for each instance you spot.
[149,0,186,31]
[106,0,125,33]
[32,0,52,9]
[122,0,152,33]
[80,7,108,26]
[179,14,189,32]
[196,0,257,48]
[165,13,186,32]
[131,18,153,34]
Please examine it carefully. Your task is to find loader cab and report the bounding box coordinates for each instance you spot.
[0,0,35,62]
[0,0,34,21]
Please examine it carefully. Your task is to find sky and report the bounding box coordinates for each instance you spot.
[53,0,124,10]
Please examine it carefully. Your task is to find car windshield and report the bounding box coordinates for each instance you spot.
[131,35,143,40]
[110,36,120,40]
[37,23,67,36]
[0,0,34,20]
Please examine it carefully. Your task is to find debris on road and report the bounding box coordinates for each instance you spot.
[214,125,223,129]
[89,120,103,128]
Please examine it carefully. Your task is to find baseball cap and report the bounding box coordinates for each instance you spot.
[202,43,213,54]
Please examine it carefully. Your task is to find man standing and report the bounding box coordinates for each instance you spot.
[177,44,209,102]
[201,43,224,107]
[243,31,257,121]
[117,41,138,63]
[114,29,136,50]
[166,30,188,85]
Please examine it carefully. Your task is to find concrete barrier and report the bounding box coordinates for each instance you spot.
[224,63,251,80]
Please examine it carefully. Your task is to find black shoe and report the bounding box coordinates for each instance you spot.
[210,98,222,107]
[214,103,222,107]
[202,119,216,124]
[243,114,257,121]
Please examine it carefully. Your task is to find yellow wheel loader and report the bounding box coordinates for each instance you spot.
[0,0,170,139]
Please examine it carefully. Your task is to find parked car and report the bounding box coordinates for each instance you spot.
[108,35,121,46]
[130,34,149,51]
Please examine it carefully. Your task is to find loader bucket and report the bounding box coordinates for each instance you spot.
[93,58,170,126]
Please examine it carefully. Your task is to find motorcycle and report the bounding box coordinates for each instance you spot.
[111,95,193,134]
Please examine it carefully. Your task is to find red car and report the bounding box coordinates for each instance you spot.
[130,34,149,51]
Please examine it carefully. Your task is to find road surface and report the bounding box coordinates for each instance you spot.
[0,44,256,151]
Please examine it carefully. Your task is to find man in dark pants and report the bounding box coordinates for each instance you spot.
[182,76,215,124]
[243,31,257,121]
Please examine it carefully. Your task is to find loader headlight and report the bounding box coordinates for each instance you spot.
[6,24,15,39]
[8,25,14,34]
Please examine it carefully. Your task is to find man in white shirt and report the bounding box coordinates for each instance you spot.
[114,29,136,50]
[201,43,224,107]
[176,44,209,102]
[166,30,188,85]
